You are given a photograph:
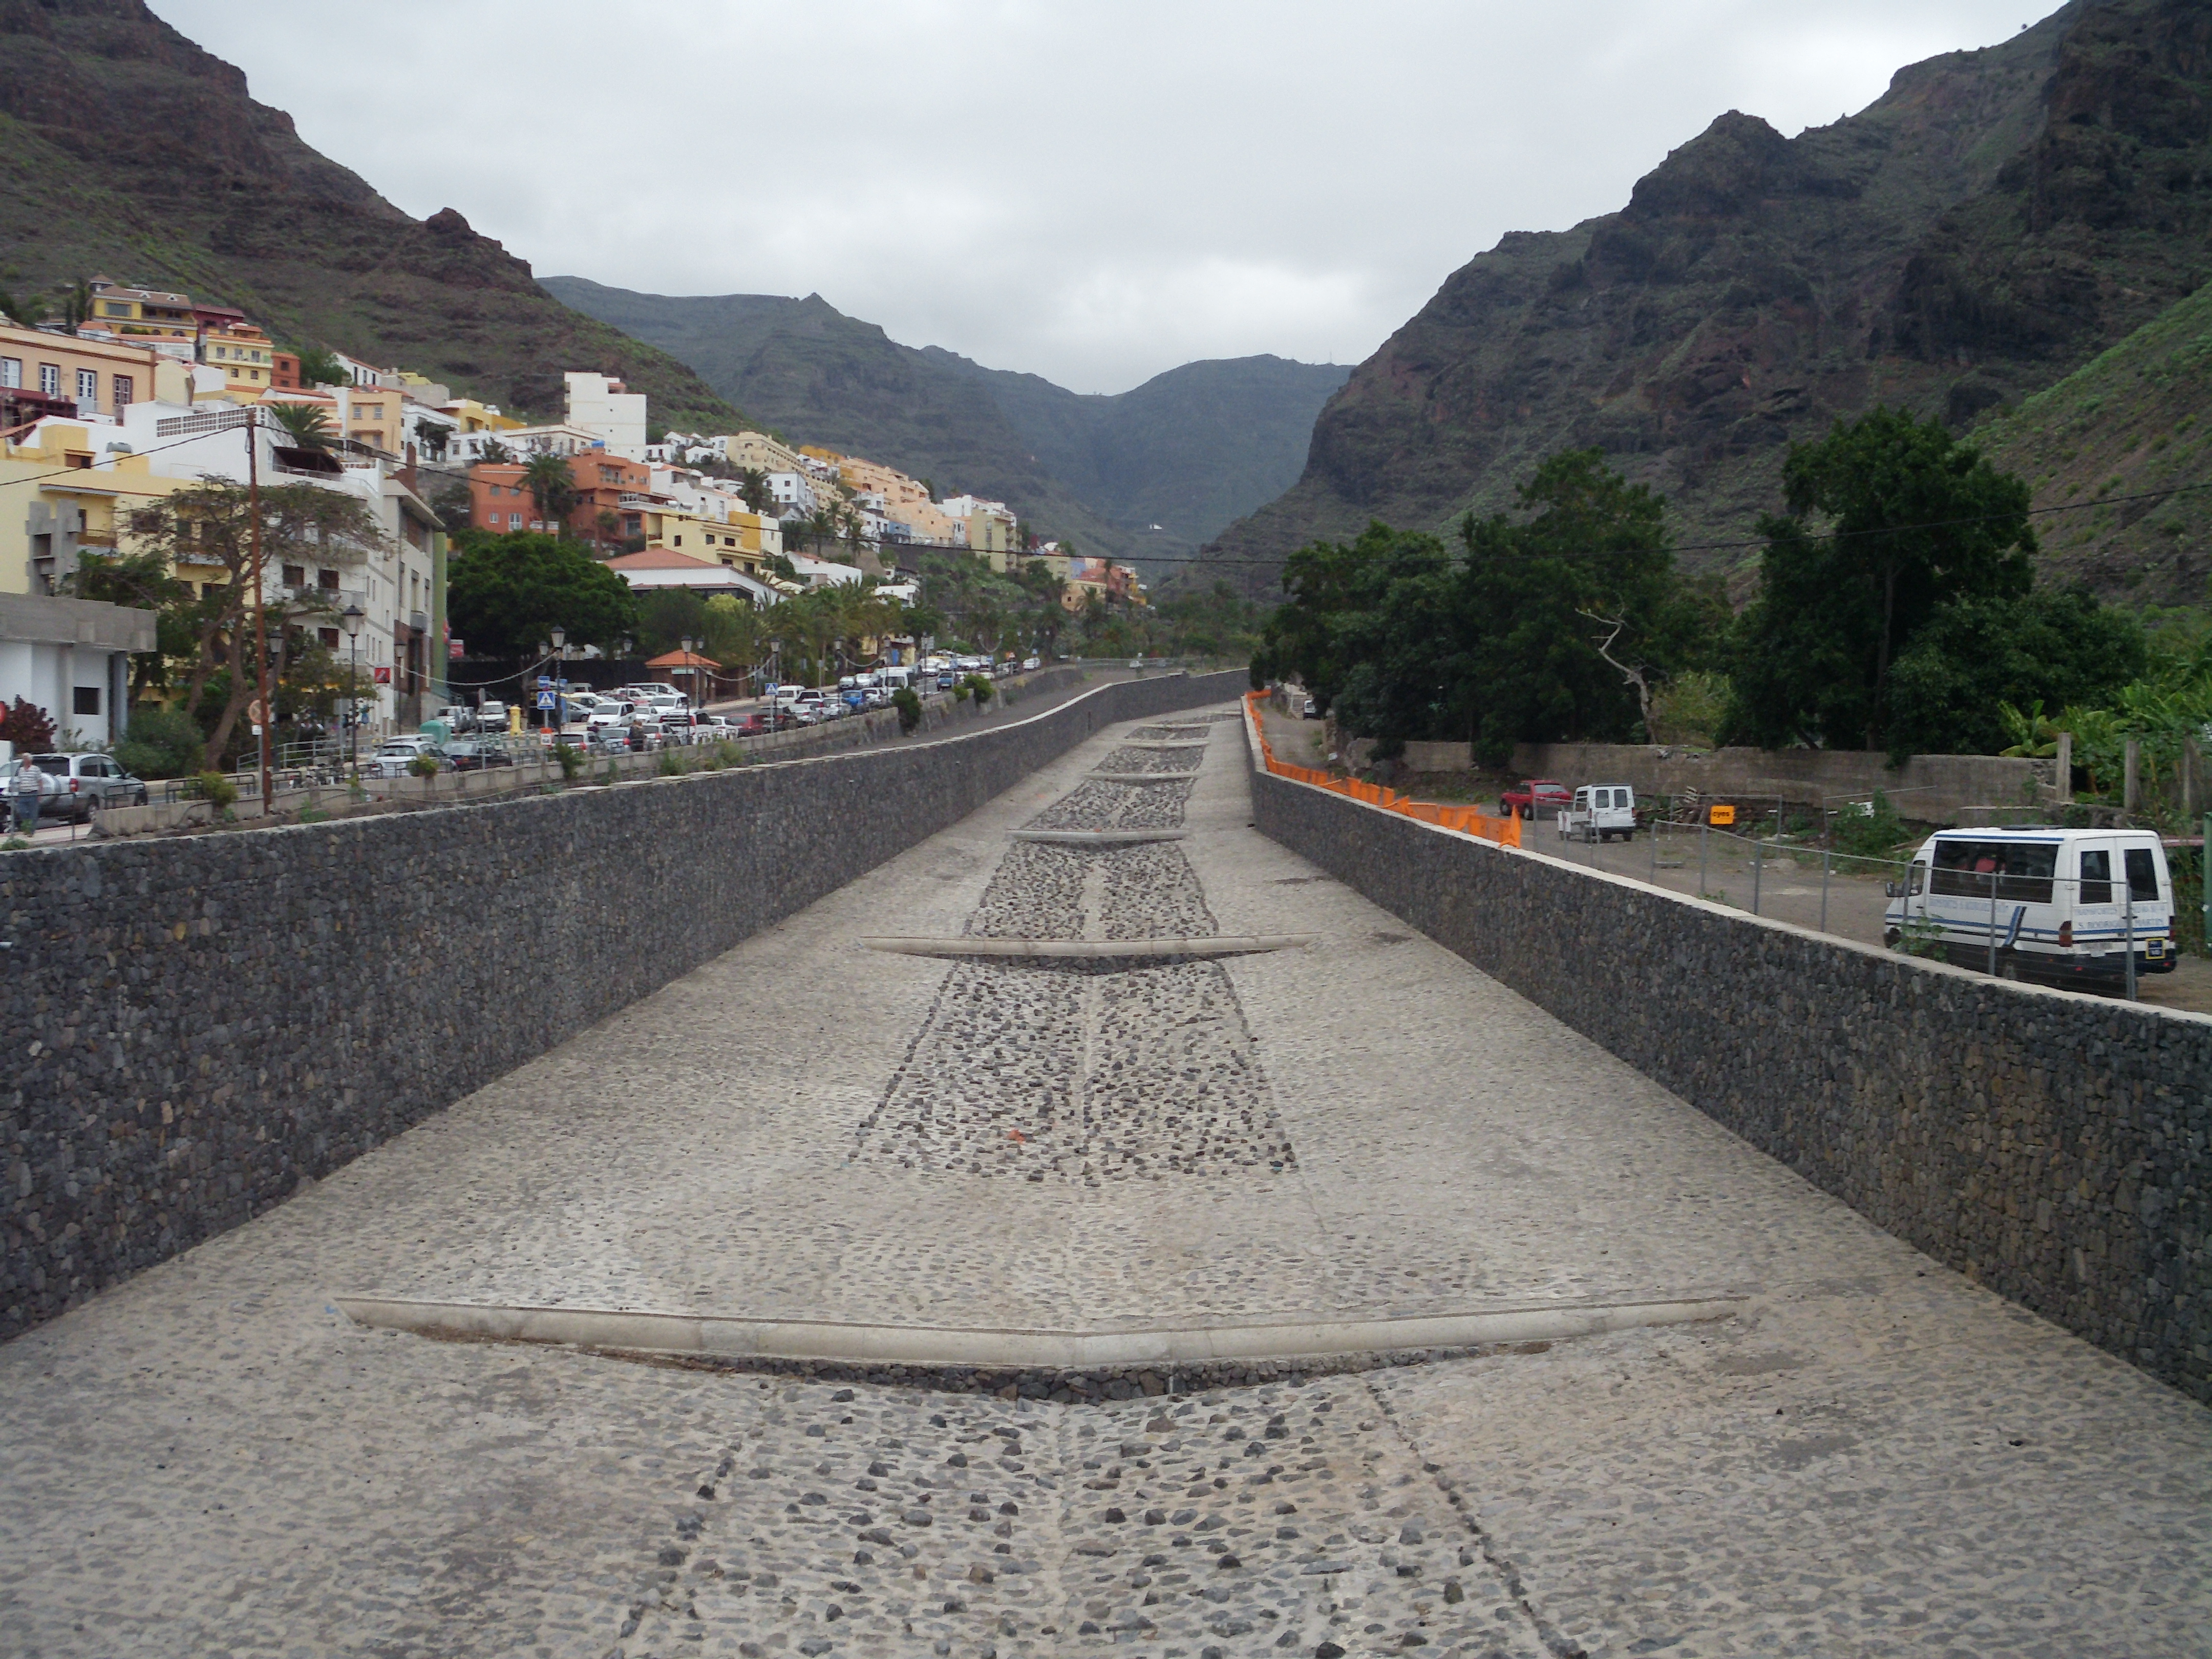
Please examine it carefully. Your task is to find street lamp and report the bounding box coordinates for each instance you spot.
[680,635,697,709]
[339,603,365,779]
[549,626,567,737]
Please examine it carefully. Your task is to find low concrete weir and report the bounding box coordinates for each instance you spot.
[1085,769,1205,783]
[1007,828,1189,844]
[334,1293,1743,1370]
[859,933,1313,961]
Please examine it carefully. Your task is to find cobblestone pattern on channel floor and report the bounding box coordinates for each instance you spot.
[3,707,2209,1659]
[854,740,1295,1186]
[614,1377,1547,1659]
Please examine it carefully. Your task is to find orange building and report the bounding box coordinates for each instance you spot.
[469,452,655,543]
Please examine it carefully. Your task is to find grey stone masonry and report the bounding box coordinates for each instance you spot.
[1245,713,2212,1405]
[0,671,1247,1339]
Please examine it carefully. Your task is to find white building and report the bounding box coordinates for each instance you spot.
[564,371,648,460]
[766,471,819,516]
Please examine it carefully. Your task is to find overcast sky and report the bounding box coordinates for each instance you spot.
[150,0,2060,395]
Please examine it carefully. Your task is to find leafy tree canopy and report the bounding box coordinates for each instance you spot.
[1725,406,2034,750]
[447,530,637,658]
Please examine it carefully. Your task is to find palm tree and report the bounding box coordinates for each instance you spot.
[269,403,335,451]
[521,451,578,531]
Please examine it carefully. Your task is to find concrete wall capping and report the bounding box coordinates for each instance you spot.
[0,670,1247,1342]
[1242,706,2212,1405]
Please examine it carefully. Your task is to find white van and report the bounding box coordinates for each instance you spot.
[1557,784,1638,842]
[1883,826,2176,985]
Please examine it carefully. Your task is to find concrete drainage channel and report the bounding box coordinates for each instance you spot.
[335,1294,1743,1402]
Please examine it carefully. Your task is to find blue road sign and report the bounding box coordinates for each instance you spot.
[536,691,558,710]
[536,676,553,689]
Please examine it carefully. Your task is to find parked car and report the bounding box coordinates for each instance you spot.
[734,713,771,736]
[1300,695,1319,719]
[1023,655,1041,671]
[1557,784,1638,842]
[432,704,478,734]
[476,700,509,729]
[584,700,640,732]
[367,738,448,778]
[1500,779,1572,820]
[441,738,515,772]
[16,753,146,820]
[1883,826,2176,985]
[626,682,683,701]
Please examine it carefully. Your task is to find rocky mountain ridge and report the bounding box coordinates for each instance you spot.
[0,0,738,429]
[1202,0,2212,604]
[540,278,1348,569]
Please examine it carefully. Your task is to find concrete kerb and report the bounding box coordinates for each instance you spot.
[1009,828,1189,845]
[334,1292,1742,1377]
[1239,698,2212,1403]
[859,934,1315,961]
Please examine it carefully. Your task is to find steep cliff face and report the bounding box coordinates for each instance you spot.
[1206,0,2212,602]
[542,277,1348,564]
[0,0,738,427]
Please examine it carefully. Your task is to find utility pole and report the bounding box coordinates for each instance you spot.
[248,406,273,815]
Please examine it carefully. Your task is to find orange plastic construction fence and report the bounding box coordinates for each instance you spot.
[1243,692,1522,848]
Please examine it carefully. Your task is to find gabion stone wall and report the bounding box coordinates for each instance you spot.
[0,672,1246,1339]
[1247,735,2212,1405]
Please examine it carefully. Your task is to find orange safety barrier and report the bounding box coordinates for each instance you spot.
[1243,692,1521,848]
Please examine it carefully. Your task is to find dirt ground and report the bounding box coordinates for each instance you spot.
[1254,701,2211,1015]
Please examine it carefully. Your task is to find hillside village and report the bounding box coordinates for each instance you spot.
[0,274,1153,755]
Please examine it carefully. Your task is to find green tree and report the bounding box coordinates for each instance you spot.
[520,452,578,530]
[294,346,349,388]
[446,530,638,659]
[112,709,205,780]
[1726,407,2035,750]
[122,481,388,767]
[735,467,772,513]
[1882,588,2147,761]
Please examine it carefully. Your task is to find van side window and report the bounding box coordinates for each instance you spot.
[2079,849,2111,905]
[1593,790,1608,809]
[2124,847,2160,904]
[1909,862,1925,896]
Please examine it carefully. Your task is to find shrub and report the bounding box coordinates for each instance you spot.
[0,697,56,756]
[197,771,238,811]
[892,687,923,733]
[407,752,441,779]
[1831,790,1908,863]
[113,709,207,779]
[966,674,995,708]
[657,749,686,776]
[554,742,583,781]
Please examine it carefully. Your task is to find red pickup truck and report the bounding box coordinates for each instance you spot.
[1499,779,1572,820]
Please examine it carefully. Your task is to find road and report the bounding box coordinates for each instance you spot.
[0,702,2204,1657]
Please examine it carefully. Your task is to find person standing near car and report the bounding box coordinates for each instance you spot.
[11,762,42,835]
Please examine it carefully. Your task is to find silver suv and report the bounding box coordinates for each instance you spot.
[23,753,150,820]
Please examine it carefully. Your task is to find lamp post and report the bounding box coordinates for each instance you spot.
[681,635,697,709]
[340,602,365,780]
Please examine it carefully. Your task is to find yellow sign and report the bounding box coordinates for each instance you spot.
[1707,803,1737,827]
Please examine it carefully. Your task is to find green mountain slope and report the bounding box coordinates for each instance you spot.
[1974,280,2212,601]
[1201,0,2212,600]
[0,0,739,429]
[540,276,1348,566]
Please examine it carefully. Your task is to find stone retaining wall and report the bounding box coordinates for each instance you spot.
[0,671,1245,1339]
[1245,717,2212,1403]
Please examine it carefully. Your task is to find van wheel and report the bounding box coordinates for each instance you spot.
[1883,928,1901,949]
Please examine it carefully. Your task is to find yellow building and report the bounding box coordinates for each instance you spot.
[646,507,784,578]
[0,421,201,596]
[438,397,523,436]
[0,323,188,420]
[342,387,401,457]
[202,320,278,400]
[837,453,959,545]
[84,277,198,346]
[726,430,810,477]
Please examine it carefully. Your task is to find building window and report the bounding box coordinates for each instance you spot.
[0,358,17,389]
[318,568,338,590]
[282,564,306,587]
[113,374,133,408]
[72,687,101,716]
[508,513,522,528]
[318,627,341,650]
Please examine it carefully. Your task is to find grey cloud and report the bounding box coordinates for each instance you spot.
[150,0,2061,392]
